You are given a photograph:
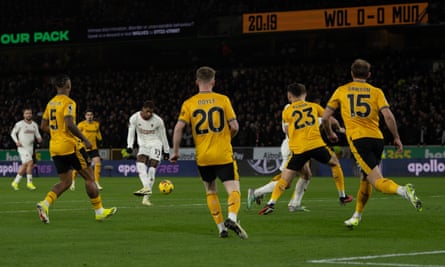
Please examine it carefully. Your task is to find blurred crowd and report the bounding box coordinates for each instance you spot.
[1,0,444,149]
[1,56,444,149]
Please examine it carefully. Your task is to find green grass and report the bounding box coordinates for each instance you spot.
[1,176,444,267]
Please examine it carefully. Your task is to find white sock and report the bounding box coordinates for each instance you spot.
[288,178,309,207]
[13,175,22,184]
[136,162,149,188]
[95,207,104,215]
[147,167,156,190]
[338,191,346,198]
[255,181,277,197]
[217,222,226,232]
[228,212,237,222]
[397,186,407,198]
[27,174,33,183]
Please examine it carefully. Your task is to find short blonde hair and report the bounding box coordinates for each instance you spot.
[196,66,216,83]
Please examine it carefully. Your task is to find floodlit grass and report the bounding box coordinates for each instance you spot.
[1,176,444,267]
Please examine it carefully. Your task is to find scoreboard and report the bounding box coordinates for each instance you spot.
[243,2,428,33]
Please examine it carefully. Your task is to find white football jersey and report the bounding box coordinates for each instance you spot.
[281,104,290,141]
[10,120,41,149]
[279,104,291,171]
[127,112,170,152]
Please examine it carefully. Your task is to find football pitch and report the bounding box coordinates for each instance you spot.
[1,176,444,267]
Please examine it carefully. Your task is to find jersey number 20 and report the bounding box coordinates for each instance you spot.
[193,107,225,134]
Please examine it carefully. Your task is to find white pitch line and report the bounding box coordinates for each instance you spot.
[307,250,445,267]
[311,261,445,267]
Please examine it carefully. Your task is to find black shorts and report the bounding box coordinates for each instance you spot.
[198,162,239,183]
[52,147,91,174]
[87,149,100,159]
[350,138,384,175]
[287,146,333,171]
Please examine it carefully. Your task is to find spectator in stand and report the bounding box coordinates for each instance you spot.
[1,56,444,148]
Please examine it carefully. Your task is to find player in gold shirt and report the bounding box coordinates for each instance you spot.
[70,110,103,191]
[322,59,422,228]
[170,66,247,239]
[259,82,352,215]
[37,74,116,224]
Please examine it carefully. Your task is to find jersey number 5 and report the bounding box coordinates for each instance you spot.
[49,109,58,130]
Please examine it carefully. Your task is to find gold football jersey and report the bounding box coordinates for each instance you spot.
[78,120,102,151]
[282,100,326,154]
[326,81,389,141]
[178,92,236,166]
[42,94,78,156]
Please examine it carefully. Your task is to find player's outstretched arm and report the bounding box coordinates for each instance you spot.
[321,107,338,143]
[381,107,403,153]
[170,121,186,163]
[66,116,92,149]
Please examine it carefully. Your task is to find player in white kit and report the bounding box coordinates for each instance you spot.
[10,108,42,191]
[247,104,312,211]
[126,100,170,206]
[247,106,349,211]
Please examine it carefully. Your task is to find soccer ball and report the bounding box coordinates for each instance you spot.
[158,179,174,194]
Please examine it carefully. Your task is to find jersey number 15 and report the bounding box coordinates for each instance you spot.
[347,94,371,118]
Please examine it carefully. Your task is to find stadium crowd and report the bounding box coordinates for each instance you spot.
[1,55,444,149]
[1,0,444,149]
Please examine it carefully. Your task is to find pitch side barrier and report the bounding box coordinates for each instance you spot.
[0,158,444,178]
[0,146,444,177]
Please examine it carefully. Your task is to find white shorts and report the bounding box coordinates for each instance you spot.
[279,138,291,171]
[137,144,163,161]
[18,147,33,164]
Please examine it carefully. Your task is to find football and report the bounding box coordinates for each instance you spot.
[158,179,174,194]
